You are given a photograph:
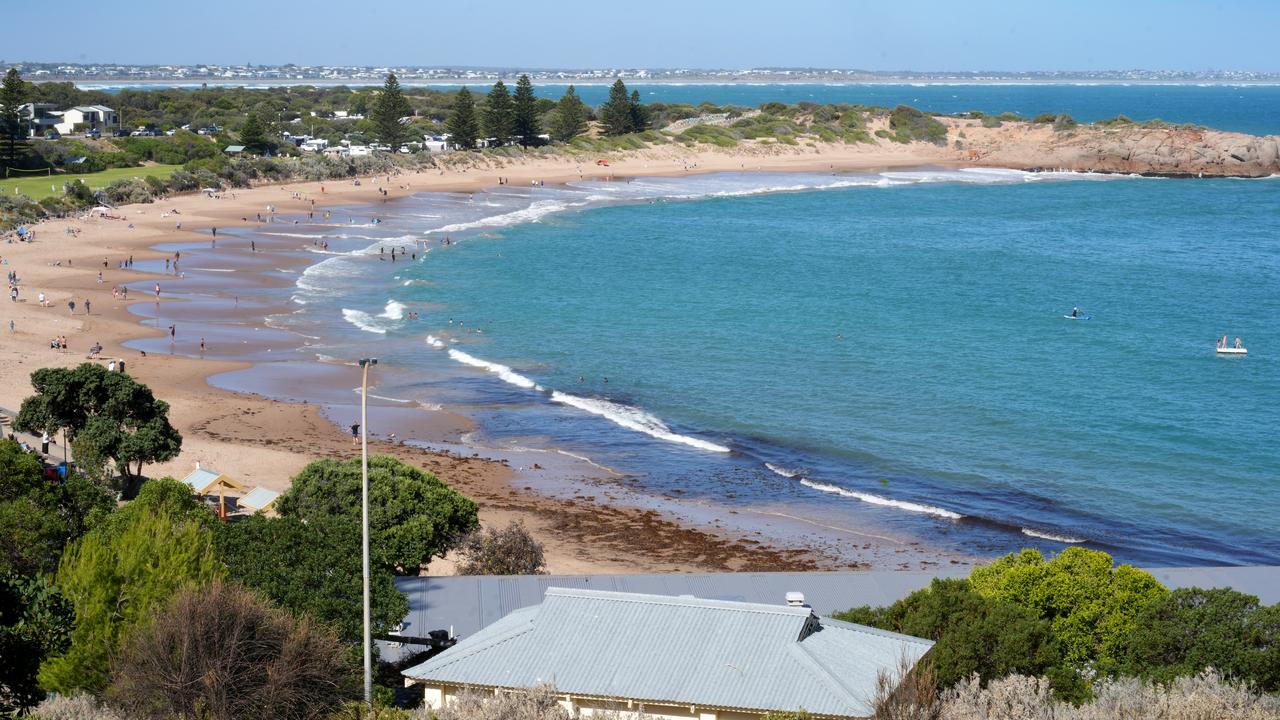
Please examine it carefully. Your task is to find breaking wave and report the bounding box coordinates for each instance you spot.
[549,391,731,453]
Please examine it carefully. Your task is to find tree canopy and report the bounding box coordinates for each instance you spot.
[238,111,269,154]
[214,515,407,644]
[275,455,478,574]
[550,85,587,143]
[600,79,634,136]
[512,74,541,146]
[15,364,182,492]
[38,508,223,694]
[482,80,514,147]
[370,72,413,150]
[0,68,29,168]
[446,86,479,150]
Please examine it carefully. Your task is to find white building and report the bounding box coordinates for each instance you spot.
[53,105,116,136]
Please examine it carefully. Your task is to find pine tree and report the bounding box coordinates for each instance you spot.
[446,87,479,150]
[370,72,413,150]
[550,85,587,143]
[0,68,29,169]
[238,111,267,153]
[629,89,650,133]
[482,80,513,146]
[600,78,633,136]
[512,74,541,147]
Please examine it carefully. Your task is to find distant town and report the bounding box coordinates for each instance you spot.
[4,61,1280,85]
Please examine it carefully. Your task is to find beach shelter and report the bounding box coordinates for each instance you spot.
[180,463,245,517]
[239,486,281,513]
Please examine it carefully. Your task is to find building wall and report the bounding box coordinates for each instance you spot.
[417,682,833,720]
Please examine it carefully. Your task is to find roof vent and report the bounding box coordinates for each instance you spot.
[785,592,806,607]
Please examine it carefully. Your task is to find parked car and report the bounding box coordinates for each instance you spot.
[85,129,101,139]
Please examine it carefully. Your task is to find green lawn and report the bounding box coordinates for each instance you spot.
[0,165,182,201]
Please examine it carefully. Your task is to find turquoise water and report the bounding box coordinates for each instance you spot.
[366,173,1279,564]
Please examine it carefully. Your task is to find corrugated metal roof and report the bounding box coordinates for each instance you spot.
[181,468,222,494]
[403,587,931,717]
[239,486,280,511]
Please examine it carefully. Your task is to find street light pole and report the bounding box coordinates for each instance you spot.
[358,357,377,708]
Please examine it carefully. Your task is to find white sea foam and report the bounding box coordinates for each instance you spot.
[341,308,386,334]
[765,463,802,478]
[379,300,407,320]
[550,391,730,453]
[425,335,445,349]
[1021,528,1085,544]
[425,199,579,235]
[798,478,963,519]
[447,349,542,390]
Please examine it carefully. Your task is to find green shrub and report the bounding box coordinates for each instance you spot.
[981,116,1003,128]
[1118,587,1280,691]
[888,105,949,145]
[1033,113,1058,123]
[835,578,1078,699]
[969,548,1166,675]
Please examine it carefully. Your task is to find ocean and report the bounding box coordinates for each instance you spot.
[222,166,1279,568]
[89,82,1280,136]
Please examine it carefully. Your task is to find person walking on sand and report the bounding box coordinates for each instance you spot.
[200,337,206,353]
[350,422,360,444]
[41,432,49,454]
[68,300,75,314]
[84,299,90,315]
[169,324,176,342]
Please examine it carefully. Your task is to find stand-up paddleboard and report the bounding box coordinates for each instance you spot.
[1217,346,1247,355]
[1063,315,1092,320]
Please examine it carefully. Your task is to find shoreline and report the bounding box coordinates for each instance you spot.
[5,147,990,574]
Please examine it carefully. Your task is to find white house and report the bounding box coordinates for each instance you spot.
[18,103,61,137]
[53,105,116,136]
[403,587,934,719]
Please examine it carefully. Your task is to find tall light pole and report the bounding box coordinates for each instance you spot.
[358,357,377,707]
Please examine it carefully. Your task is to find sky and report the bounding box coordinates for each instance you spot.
[6,0,1279,72]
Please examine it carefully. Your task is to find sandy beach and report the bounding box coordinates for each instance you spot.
[2,134,1053,574]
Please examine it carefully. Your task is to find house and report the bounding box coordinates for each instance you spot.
[53,105,116,136]
[402,587,933,719]
[18,103,61,137]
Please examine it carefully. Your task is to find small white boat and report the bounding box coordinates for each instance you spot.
[1216,346,1247,355]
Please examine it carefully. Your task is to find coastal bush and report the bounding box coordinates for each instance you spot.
[939,669,1280,720]
[38,508,223,694]
[835,578,1075,698]
[0,439,114,577]
[981,116,1002,128]
[99,177,154,205]
[213,515,408,644]
[276,455,478,574]
[1053,114,1078,131]
[64,179,96,205]
[1118,587,1280,691]
[107,582,356,720]
[969,548,1166,675]
[888,105,949,145]
[0,572,75,713]
[1032,113,1057,123]
[457,521,546,576]
[678,124,738,148]
[30,694,124,720]
[0,192,48,231]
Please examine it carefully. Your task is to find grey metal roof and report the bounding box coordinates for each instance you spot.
[383,566,1280,664]
[403,587,931,717]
